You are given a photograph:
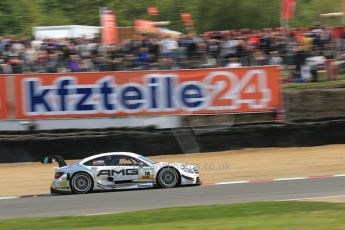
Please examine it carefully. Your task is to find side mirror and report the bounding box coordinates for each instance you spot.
[138,162,145,168]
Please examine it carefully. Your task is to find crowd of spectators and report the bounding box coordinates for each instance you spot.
[0,25,344,81]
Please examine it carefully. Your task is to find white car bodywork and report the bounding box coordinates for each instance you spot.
[47,152,200,194]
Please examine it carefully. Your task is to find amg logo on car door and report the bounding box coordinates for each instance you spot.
[97,169,139,177]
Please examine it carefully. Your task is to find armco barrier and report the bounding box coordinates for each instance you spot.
[1,118,345,163]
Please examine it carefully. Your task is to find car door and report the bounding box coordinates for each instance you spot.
[111,155,141,184]
[83,155,117,189]
[114,155,154,185]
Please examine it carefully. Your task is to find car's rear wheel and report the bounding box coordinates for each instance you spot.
[157,167,180,188]
[70,172,93,194]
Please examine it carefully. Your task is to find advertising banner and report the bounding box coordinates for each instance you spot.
[0,77,8,119]
[281,0,296,20]
[14,66,281,119]
[100,7,118,44]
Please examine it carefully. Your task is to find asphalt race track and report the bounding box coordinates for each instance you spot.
[1,177,345,220]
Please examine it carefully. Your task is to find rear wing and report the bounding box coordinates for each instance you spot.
[41,155,67,167]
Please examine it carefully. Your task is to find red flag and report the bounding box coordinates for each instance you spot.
[282,0,296,20]
[147,6,158,16]
[100,8,118,44]
[180,13,193,26]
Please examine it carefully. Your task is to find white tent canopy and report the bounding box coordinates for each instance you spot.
[160,28,182,36]
[33,25,101,40]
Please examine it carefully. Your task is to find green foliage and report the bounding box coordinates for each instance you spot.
[0,0,343,35]
[290,0,343,27]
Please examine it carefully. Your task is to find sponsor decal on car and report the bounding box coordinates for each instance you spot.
[97,169,139,177]
[55,186,70,190]
[139,175,153,179]
[142,166,154,172]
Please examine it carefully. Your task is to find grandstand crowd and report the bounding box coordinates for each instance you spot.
[0,25,343,81]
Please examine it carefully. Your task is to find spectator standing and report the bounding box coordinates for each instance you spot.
[294,46,308,79]
[0,58,12,74]
[207,39,220,59]
[68,55,80,72]
[160,35,178,58]
[323,43,338,80]
[137,47,150,69]
[252,50,268,66]
[268,51,283,65]
[225,57,242,68]
[45,53,60,73]
[23,45,37,72]
[306,51,326,82]
[221,35,238,61]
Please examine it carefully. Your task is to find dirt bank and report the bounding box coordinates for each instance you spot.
[0,144,344,196]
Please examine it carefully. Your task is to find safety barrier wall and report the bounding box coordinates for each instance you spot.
[1,118,345,163]
[0,77,8,119]
[0,66,281,119]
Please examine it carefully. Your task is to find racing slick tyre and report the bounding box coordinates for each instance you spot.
[70,172,93,194]
[157,167,180,188]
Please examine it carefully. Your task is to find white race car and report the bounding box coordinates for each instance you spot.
[42,152,200,194]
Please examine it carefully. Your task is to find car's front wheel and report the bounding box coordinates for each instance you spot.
[70,172,93,194]
[157,167,180,188]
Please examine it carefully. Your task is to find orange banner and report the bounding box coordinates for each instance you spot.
[282,0,296,20]
[100,8,118,44]
[0,77,8,119]
[13,66,281,119]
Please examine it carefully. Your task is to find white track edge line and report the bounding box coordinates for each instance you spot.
[0,196,17,200]
[216,181,249,185]
[277,194,345,201]
[334,174,345,177]
[274,177,307,181]
[216,174,345,185]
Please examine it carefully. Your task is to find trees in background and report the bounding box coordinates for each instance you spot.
[0,0,342,35]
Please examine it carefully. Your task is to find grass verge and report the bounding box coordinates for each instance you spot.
[283,79,345,89]
[282,72,345,89]
[2,201,345,229]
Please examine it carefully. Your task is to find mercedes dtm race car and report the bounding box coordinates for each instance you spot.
[42,152,200,194]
